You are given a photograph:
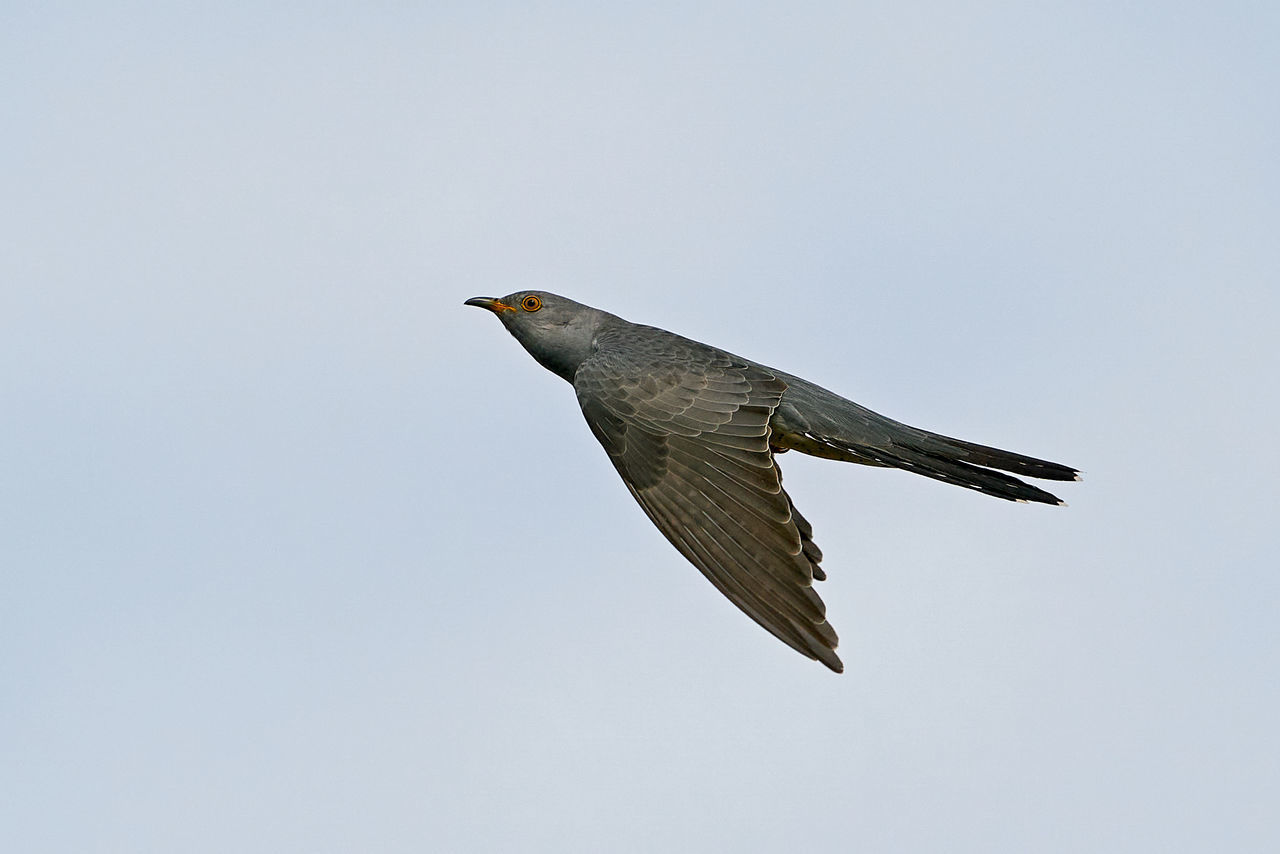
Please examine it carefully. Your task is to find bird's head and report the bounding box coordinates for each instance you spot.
[464,291,608,382]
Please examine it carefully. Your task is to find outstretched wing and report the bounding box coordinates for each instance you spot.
[574,325,841,672]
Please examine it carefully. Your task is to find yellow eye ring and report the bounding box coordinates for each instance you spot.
[521,295,542,312]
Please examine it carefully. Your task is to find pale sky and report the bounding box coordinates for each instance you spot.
[3,3,1278,852]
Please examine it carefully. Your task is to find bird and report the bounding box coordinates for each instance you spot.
[465,291,1078,672]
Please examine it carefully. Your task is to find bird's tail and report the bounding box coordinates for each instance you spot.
[814,430,1079,505]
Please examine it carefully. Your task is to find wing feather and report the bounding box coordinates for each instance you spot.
[575,324,842,672]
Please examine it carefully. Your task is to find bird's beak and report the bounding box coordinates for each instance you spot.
[464,296,515,314]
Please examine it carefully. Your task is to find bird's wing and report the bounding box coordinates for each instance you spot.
[574,326,841,672]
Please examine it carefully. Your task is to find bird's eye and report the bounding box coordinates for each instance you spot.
[521,295,542,312]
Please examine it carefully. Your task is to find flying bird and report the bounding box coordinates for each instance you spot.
[466,292,1077,672]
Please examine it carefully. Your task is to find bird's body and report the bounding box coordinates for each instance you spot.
[466,292,1077,672]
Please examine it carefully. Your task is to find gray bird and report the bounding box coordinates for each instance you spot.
[466,291,1077,672]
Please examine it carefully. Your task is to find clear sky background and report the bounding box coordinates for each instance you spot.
[3,3,1277,852]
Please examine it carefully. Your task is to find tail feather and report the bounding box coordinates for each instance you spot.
[767,374,1078,505]
[913,434,1080,482]
[869,443,1066,505]
[814,433,1074,505]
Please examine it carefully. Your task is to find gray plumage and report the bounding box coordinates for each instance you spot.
[465,291,1078,673]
